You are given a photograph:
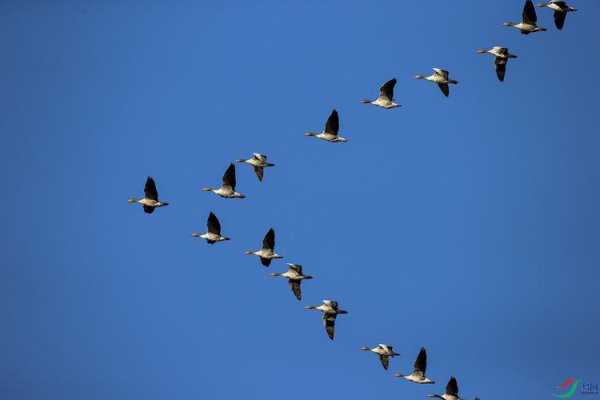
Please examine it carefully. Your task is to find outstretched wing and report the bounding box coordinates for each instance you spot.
[143,205,155,214]
[323,313,336,340]
[379,78,397,101]
[494,57,507,82]
[253,153,267,162]
[253,166,264,182]
[446,376,459,397]
[379,354,390,370]
[288,279,302,300]
[414,347,427,376]
[522,0,538,24]
[438,83,450,97]
[553,10,566,29]
[222,163,236,190]
[260,257,272,267]
[207,212,222,235]
[262,228,275,250]
[324,109,339,135]
[433,68,449,79]
[144,177,158,201]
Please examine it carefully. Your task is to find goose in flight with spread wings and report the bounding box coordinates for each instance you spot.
[428,376,462,400]
[394,347,435,384]
[235,153,275,182]
[191,212,230,244]
[503,0,547,34]
[415,68,459,97]
[359,344,401,370]
[203,163,246,198]
[245,228,283,266]
[305,109,348,143]
[477,47,518,82]
[305,300,348,340]
[536,1,577,30]
[127,177,169,214]
[270,263,313,300]
[360,78,402,109]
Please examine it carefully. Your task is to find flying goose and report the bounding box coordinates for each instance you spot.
[127,176,169,214]
[245,228,283,266]
[304,300,348,340]
[235,153,275,182]
[476,47,518,82]
[394,347,435,384]
[305,110,348,143]
[191,212,230,244]
[203,163,246,198]
[536,1,577,30]
[415,68,459,97]
[360,78,401,109]
[428,376,462,400]
[270,263,313,300]
[359,344,400,370]
[503,0,547,34]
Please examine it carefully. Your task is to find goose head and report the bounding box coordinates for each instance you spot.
[244,250,256,255]
[304,132,317,137]
[202,187,215,192]
[502,22,515,27]
[414,75,426,79]
[359,346,372,351]
[359,99,373,104]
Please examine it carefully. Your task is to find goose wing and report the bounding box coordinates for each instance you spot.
[438,83,450,97]
[288,263,302,274]
[553,9,566,29]
[207,212,222,235]
[379,78,397,101]
[433,68,449,79]
[288,279,302,300]
[144,177,158,201]
[262,228,275,250]
[324,109,339,135]
[378,354,390,370]
[253,153,267,162]
[222,163,236,190]
[253,166,264,182]
[446,376,459,397]
[522,0,538,24]
[323,313,336,340]
[260,257,272,267]
[494,57,507,82]
[414,347,427,376]
[143,205,155,214]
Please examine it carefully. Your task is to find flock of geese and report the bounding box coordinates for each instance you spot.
[126,1,578,397]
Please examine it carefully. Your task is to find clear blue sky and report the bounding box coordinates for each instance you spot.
[1,1,599,399]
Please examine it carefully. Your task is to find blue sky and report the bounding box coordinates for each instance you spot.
[1,1,599,399]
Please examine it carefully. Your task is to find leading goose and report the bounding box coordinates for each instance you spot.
[191,212,230,244]
[203,163,246,198]
[536,1,577,30]
[415,68,459,97]
[503,0,547,34]
[476,47,518,82]
[270,263,313,300]
[127,176,169,214]
[235,153,275,182]
[305,109,348,143]
[360,78,401,109]
[394,347,435,384]
[304,300,348,340]
[428,376,462,400]
[245,228,283,266]
[359,344,400,370]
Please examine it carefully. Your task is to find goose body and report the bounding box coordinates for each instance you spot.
[360,344,400,370]
[270,263,313,300]
[305,109,348,142]
[394,347,435,384]
[191,212,230,244]
[503,0,547,34]
[128,177,169,214]
[235,153,275,182]
[360,78,402,109]
[203,163,246,198]
[428,376,461,400]
[245,228,283,266]
[536,0,577,30]
[477,47,518,82]
[305,300,348,340]
[415,68,459,97]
